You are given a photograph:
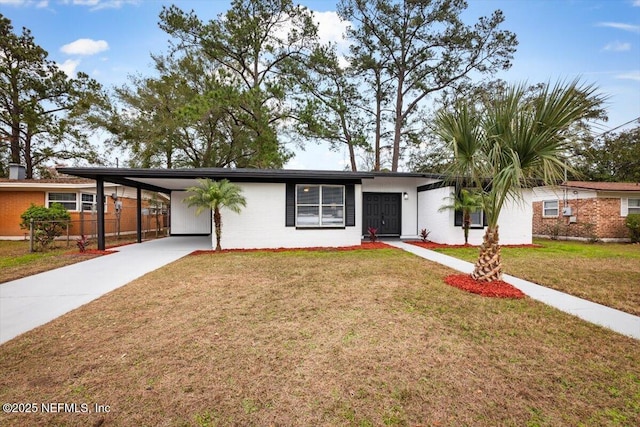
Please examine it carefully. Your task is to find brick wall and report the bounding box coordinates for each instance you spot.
[532,197,626,239]
[0,191,165,238]
[0,191,45,236]
[595,198,627,238]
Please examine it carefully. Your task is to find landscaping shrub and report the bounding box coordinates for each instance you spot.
[626,213,640,243]
[367,226,378,242]
[20,203,71,251]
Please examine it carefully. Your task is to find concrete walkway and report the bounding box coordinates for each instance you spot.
[387,241,640,340]
[0,236,211,344]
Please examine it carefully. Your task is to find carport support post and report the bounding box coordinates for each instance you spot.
[136,187,142,243]
[96,177,105,251]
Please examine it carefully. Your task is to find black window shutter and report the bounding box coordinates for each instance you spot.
[482,210,488,227]
[285,183,295,227]
[345,184,355,227]
[454,209,463,227]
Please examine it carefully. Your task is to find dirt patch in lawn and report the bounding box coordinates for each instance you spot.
[0,250,638,426]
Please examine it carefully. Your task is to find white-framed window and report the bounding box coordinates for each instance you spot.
[543,200,559,217]
[629,198,640,215]
[47,192,77,211]
[46,192,107,212]
[80,193,107,212]
[296,184,344,227]
[469,211,484,227]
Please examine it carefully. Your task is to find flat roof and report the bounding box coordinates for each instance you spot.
[56,167,444,193]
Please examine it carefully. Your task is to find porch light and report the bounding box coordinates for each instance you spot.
[403,192,409,200]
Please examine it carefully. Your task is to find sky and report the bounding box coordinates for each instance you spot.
[1,0,639,171]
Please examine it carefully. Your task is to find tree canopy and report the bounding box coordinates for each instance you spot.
[149,0,320,168]
[0,14,107,178]
[338,0,518,171]
[573,125,640,182]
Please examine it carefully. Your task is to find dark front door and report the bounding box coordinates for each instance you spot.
[362,193,401,236]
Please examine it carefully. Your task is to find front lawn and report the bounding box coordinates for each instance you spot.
[0,236,164,284]
[1,248,638,426]
[433,238,640,316]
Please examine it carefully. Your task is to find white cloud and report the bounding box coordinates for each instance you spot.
[633,0,640,7]
[615,71,640,81]
[0,0,130,6]
[603,41,632,51]
[60,38,109,55]
[597,22,640,33]
[76,0,139,10]
[313,11,350,49]
[58,59,81,76]
[56,0,139,10]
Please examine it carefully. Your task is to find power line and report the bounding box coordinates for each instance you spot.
[594,116,640,137]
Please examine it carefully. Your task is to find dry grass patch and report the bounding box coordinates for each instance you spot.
[436,239,640,316]
[1,249,639,426]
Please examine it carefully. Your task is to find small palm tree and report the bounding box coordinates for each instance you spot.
[183,178,246,251]
[435,80,603,282]
[439,188,484,244]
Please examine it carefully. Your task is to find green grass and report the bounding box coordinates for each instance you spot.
[434,238,640,315]
[438,239,640,260]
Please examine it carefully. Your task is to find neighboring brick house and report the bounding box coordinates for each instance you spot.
[532,181,640,241]
[0,169,167,240]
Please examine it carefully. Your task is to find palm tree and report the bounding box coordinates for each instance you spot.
[183,178,247,251]
[439,188,484,244]
[435,80,604,282]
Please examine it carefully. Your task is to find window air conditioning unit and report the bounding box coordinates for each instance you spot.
[562,207,573,216]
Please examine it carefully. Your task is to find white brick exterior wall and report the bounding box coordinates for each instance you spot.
[221,183,362,249]
[170,191,212,235]
[418,186,532,245]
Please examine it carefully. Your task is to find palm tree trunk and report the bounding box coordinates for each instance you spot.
[471,225,502,282]
[463,212,470,244]
[213,207,222,251]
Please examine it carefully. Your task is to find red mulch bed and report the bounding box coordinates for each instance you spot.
[444,274,526,299]
[408,241,542,249]
[189,241,395,255]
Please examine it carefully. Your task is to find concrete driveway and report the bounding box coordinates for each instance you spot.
[0,236,211,344]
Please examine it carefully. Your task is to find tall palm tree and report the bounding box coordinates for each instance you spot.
[435,80,604,282]
[439,188,484,244]
[184,178,247,251]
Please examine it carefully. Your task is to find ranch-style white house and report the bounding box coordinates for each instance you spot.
[57,167,532,250]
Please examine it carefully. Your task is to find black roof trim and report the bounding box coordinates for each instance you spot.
[370,171,445,179]
[58,167,446,181]
[58,167,376,181]
[417,181,451,192]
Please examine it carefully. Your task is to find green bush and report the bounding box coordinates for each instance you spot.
[625,213,640,243]
[20,203,71,250]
